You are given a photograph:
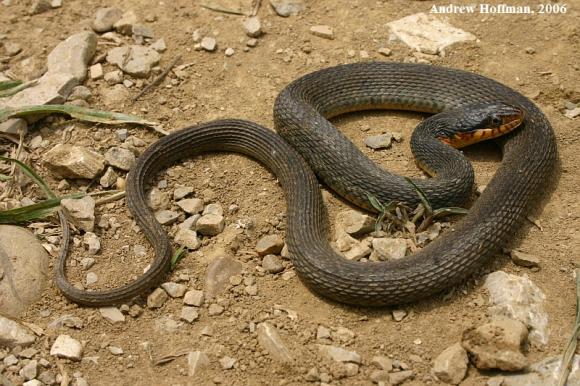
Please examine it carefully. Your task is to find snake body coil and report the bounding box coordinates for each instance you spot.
[56,63,557,307]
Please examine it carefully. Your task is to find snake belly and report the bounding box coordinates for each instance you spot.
[56,62,557,307]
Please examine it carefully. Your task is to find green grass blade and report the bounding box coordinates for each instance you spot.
[171,247,186,270]
[432,207,469,219]
[0,80,22,91]
[0,156,56,198]
[404,177,432,214]
[0,198,62,223]
[365,193,385,212]
[0,80,38,98]
[556,269,580,386]
[0,105,161,130]
[0,174,11,181]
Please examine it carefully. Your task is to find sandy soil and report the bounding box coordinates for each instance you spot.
[1,0,580,385]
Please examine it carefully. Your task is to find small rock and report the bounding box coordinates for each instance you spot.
[3,354,18,366]
[389,370,415,385]
[89,63,103,79]
[100,167,118,188]
[161,282,187,298]
[365,134,393,150]
[61,196,95,232]
[564,107,580,119]
[343,242,372,260]
[262,254,284,274]
[80,257,95,270]
[23,381,42,386]
[184,290,204,307]
[304,367,320,382]
[432,343,468,385]
[104,70,123,85]
[0,316,36,348]
[180,307,199,323]
[44,144,105,179]
[148,187,169,210]
[20,360,38,380]
[332,327,355,343]
[187,351,209,376]
[155,210,180,225]
[173,186,194,200]
[92,7,123,32]
[225,47,235,57]
[151,38,166,52]
[196,214,225,236]
[46,32,97,82]
[203,203,224,216]
[175,228,201,250]
[317,325,331,340]
[69,85,92,101]
[246,38,258,47]
[510,250,540,268]
[317,345,361,364]
[336,210,375,236]
[132,24,154,39]
[205,256,242,299]
[378,47,392,56]
[50,335,83,361]
[105,147,136,171]
[107,45,161,78]
[108,346,123,355]
[371,356,393,371]
[85,272,98,285]
[3,72,77,108]
[200,37,217,52]
[113,10,138,35]
[310,25,334,40]
[0,119,27,135]
[37,371,56,385]
[257,322,293,363]
[269,0,304,17]
[83,232,100,255]
[208,303,224,316]
[99,307,125,323]
[243,17,262,37]
[416,222,441,245]
[371,238,407,260]
[462,317,529,371]
[256,234,284,255]
[47,314,84,329]
[18,348,38,358]
[3,41,22,56]
[147,288,169,308]
[28,0,51,15]
[220,356,236,369]
[392,309,407,322]
[176,198,204,214]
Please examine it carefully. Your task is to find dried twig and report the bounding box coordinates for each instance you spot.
[250,0,262,16]
[132,55,182,103]
[200,3,245,15]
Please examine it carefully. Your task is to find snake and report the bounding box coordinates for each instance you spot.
[55,62,557,307]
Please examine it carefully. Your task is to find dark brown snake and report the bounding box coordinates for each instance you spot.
[56,62,557,307]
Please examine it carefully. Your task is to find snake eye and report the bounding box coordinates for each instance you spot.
[490,116,502,127]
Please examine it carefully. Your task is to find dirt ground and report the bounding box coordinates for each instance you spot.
[1,0,580,385]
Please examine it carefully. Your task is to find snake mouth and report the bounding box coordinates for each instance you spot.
[439,109,524,148]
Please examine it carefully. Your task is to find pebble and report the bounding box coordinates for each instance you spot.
[174,228,201,250]
[364,134,394,150]
[155,210,180,225]
[205,256,242,299]
[99,307,125,323]
[0,316,36,348]
[61,196,96,232]
[85,272,98,285]
[28,0,51,14]
[161,282,187,298]
[310,25,334,40]
[317,325,331,340]
[173,186,194,200]
[208,304,224,316]
[108,346,123,355]
[220,356,236,370]
[43,144,105,179]
[147,288,169,308]
[203,203,224,216]
[256,234,284,256]
[392,309,407,322]
[243,17,262,37]
[50,335,83,361]
[201,37,217,52]
[132,24,154,39]
[336,210,375,236]
[510,250,540,268]
[83,232,101,255]
[0,226,50,318]
[378,47,392,56]
[4,41,22,56]
[332,327,355,343]
[37,371,56,385]
[47,314,84,329]
[92,7,123,32]
[257,322,293,363]
[462,317,528,371]
[262,254,284,274]
[20,361,38,381]
[371,238,407,260]
[151,38,166,52]
[371,356,393,371]
[113,10,138,35]
[246,38,258,47]
[69,85,92,101]
[89,63,104,79]
[317,345,361,364]
[100,167,118,188]
[187,351,209,376]
[3,354,18,366]
[18,348,38,358]
[105,146,136,171]
[269,0,304,17]
[107,45,161,78]
[485,271,548,346]
[180,307,199,323]
[176,198,204,214]
[184,290,204,307]
[23,381,42,386]
[225,47,235,57]
[432,343,468,384]
[196,214,225,236]
[104,70,123,85]
[0,119,27,135]
[148,188,170,210]
[565,107,580,119]
[388,370,415,385]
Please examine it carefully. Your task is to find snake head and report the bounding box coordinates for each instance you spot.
[436,103,524,148]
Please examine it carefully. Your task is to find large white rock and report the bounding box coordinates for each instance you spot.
[0,315,36,348]
[501,355,580,386]
[386,13,476,54]
[46,31,97,82]
[0,226,49,318]
[485,271,549,347]
[50,334,83,361]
